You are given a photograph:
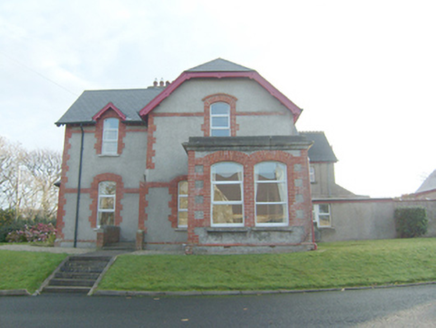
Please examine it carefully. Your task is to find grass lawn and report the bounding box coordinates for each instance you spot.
[0,251,68,293]
[98,238,436,292]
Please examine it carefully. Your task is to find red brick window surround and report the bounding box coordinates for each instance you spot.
[201,94,239,137]
[89,173,124,228]
[94,109,126,155]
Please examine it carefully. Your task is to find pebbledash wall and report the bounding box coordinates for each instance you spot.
[56,77,315,252]
[315,198,436,242]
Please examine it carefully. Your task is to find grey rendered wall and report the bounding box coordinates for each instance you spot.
[63,125,147,243]
[319,201,396,242]
[318,199,436,242]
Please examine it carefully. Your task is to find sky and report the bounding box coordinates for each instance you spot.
[1,0,435,198]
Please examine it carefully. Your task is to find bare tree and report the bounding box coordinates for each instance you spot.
[0,136,61,219]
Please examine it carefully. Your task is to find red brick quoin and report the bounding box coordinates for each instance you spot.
[186,150,312,245]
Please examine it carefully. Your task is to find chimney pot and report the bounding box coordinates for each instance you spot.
[153,79,158,87]
[166,81,170,86]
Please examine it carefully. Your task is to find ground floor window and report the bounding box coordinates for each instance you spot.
[255,162,288,226]
[178,181,188,227]
[211,162,244,226]
[313,204,331,227]
[98,181,116,227]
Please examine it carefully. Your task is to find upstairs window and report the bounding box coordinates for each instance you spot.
[178,181,188,228]
[255,162,288,226]
[98,181,116,227]
[210,102,230,136]
[102,118,119,154]
[309,166,316,183]
[211,162,244,226]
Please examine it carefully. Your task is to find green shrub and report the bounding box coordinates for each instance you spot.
[395,207,428,238]
[0,217,56,242]
[0,208,16,227]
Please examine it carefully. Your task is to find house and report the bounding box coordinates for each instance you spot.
[55,58,319,254]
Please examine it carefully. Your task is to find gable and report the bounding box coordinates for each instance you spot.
[139,59,302,123]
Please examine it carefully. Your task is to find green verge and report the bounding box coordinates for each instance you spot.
[98,238,436,291]
[0,251,68,293]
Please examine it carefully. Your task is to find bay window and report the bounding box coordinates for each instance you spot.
[255,162,288,226]
[211,162,243,226]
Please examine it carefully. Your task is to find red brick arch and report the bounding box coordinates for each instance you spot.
[201,93,239,136]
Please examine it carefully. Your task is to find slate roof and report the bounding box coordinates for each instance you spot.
[56,87,163,125]
[186,58,254,72]
[416,170,436,193]
[300,131,338,162]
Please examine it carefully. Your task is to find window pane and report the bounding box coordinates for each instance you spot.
[319,215,331,227]
[256,204,286,224]
[99,181,116,195]
[99,212,114,226]
[256,182,286,203]
[103,130,118,141]
[104,118,119,129]
[212,163,242,181]
[213,184,242,202]
[319,204,330,214]
[103,142,117,154]
[99,196,115,210]
[255,162,286,181]
[211,129,230,137]
[178,181,188,195]
[212,205,243,224]
[178,211,188,227]
[211,102,229,115]
[179,196,188,209]
[211,116,229,128]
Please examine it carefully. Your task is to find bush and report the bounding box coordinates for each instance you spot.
[6,223,57,245]
[0,208,16,227]
[0,217,57,243]
[395,207,428,238]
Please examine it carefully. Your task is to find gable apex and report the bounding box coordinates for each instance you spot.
[186,58,254,72]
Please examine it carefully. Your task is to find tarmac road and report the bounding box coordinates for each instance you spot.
[1,284,436,327]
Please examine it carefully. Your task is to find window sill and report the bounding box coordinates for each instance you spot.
[205,227,294,233]
[175,228,187,232]
[317,226,334,230]
[206,227,249,233]
[99,154,120,157]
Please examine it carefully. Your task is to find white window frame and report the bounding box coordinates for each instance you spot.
[102,118,119,154]
[211,162,244,227]
[177,181,188,228]
[210,102,230,137]
[97,181,116,228]
[309,165,316,183]
[255,162,288,227]
[313,204,331,228]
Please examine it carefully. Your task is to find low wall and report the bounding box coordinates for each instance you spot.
[316,198,436,242]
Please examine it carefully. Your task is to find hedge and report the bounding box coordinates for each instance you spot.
[395,207,428,238]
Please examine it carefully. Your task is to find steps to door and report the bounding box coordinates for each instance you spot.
[42,256,112,294]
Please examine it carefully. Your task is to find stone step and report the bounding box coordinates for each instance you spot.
[102,242,136,251]
[69,256,113,262]
[49,278,96,287]
[42,286,91,294]
[55,272,100,280]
